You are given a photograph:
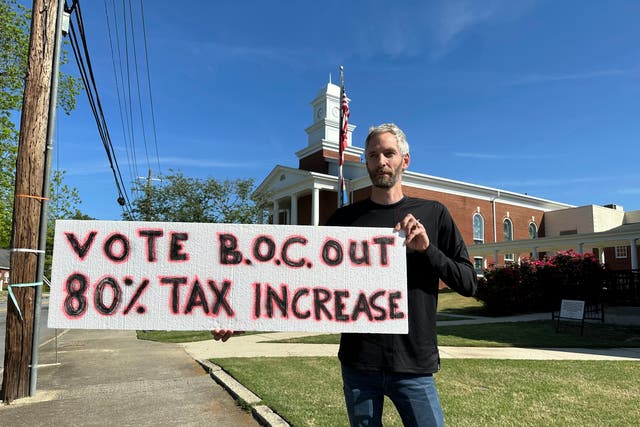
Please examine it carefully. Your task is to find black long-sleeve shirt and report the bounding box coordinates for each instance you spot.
[326,196,477,373]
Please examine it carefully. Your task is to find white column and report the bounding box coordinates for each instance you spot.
[493,249,499,267]
[290,194,298,225]
[577,243,584,255]
[532,247,539,260]
[630,238,639,271]
[598,247,605,265]
[311,188,320,226]
[272,200,280,225]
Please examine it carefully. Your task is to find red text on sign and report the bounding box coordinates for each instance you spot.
[252,282,405,322]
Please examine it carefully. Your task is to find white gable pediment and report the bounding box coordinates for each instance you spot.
[254,165,338,200]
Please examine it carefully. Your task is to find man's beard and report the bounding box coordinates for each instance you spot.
[368,163,403,188]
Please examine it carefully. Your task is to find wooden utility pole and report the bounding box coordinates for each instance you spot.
[1,0,59,402]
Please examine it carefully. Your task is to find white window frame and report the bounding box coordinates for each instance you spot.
[528,222,538,239]
[473,213,484,244]
[474,257,484,276]
[615,246,628,259]
[503,218,513,241]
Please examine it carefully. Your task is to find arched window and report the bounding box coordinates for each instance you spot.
[473,213,484,244]
[529,222,538,239]
[503,218,514,263]
[503,218,513,241]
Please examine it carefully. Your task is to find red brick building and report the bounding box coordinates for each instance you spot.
[254,82,639,274]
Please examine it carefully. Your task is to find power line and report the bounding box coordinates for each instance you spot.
[103,0,135,192]
[107,0,163,194]
[126,0,152,173]
[65,0,135,217]
[120,0,140,183]
[65,0,164,217]
[139,0,162,177]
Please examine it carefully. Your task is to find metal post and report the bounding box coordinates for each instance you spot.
[630,238,639,271]
[312,188,320,226]
[30,0,66,396]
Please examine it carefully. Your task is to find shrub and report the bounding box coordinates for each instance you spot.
[475,251,606,315]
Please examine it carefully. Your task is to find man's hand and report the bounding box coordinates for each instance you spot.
[211,329,244,342]
[395,214,430,252]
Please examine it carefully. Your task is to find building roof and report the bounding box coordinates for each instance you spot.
[256,158,574,213]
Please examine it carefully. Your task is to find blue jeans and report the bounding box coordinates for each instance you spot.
[341,364,445,427]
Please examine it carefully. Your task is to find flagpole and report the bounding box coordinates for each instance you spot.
[338,66,349,208]
[338,66,344,208]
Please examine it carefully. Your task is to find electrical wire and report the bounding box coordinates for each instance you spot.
[65,0,135,217]
[126,0,151,173]
[104,0,135,193]
[139,0,162,177]
[107,0,162,194]
[120,0,140,183]
[65,0,163,217]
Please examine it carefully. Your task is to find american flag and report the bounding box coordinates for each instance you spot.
[339,90,350,167]
[338,71,350,208]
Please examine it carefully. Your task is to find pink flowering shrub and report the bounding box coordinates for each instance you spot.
[475,250,606,315]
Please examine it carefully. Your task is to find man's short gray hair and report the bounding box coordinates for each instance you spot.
[365,123,410,155]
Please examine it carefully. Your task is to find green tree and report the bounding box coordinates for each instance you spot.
[44,170,93,278]
[125,170,270,224]
[0,0,82,247]
[48,170,88,222]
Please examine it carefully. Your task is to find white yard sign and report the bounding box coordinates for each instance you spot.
[559,299,585,320]
[48,220,408,334]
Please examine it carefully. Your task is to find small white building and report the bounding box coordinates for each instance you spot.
[0,248,10,291]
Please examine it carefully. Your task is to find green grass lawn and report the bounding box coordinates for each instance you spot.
[137,291,640,348]
[136,290,640,426]
[213,357,640,427]
[137,330,214,343]
[438,288,487,315]
[137,330,267,343]
[438,320,640,347]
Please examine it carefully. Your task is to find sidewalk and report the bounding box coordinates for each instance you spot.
[181,307,640,362]
[0,329,258,426]
[181,331,640,362]
[1,306,638,427]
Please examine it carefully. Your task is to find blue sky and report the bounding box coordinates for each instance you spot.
[49,0,640,220]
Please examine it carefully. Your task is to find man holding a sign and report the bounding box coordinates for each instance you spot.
[215,123,477,426]
[326,123,476,427]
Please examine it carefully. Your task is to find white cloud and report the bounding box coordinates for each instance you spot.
[157,156,254,169]
[505,67,639,86]
[453,152,502,159]
[429,0,538,59]
[62,156,253,177]
[617,187,640,195]
[453,151,548,160]
[350,0,514,60]
[185,40,307,69]
[489,174,636,188]
[433,1,494,47]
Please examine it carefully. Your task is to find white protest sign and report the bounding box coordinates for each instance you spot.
[48,220,408,334]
